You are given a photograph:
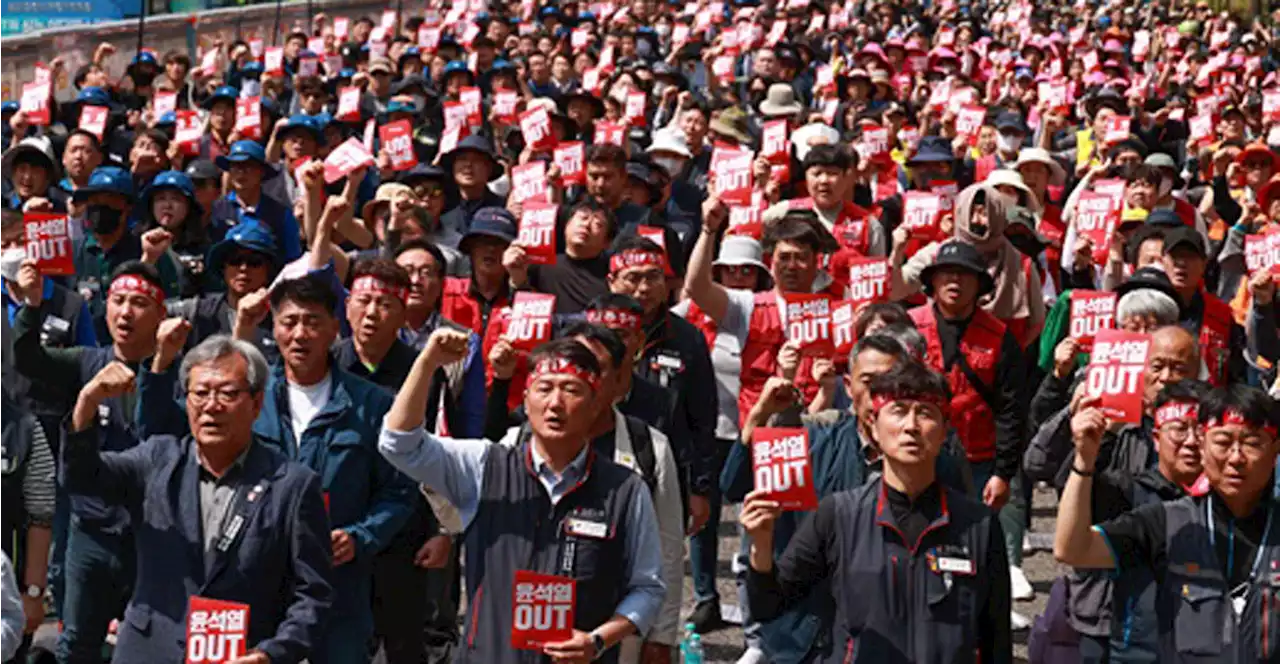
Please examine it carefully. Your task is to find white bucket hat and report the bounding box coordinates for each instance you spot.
[713,235,769,272]
[1014,147,1066,187]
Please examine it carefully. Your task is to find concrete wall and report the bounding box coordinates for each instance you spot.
[0,0,389,102]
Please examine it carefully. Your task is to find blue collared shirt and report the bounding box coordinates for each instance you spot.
[378,425,666,636]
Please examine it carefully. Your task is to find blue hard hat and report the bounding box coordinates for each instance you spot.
[215,140,280,179]
[141,170,200,214]
[207,221,281,274]
[130,51,159,67]
[1,101,19,114]
[492,58,516,72]
[72,166,135,203]
[201,85,239,109]
[386,99,418,115]
[154,110,178,127]
[76,86,112,107]
[442,61,474,80]
[241,61,264,77]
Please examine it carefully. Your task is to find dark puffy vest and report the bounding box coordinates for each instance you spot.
[457,437,649,664]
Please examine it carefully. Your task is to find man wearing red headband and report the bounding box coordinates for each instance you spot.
[1056,383,1280,664]
[742,360,1012,662]
[1053,380,1208,662]
[380,332,665,664]
[9,260,170,661]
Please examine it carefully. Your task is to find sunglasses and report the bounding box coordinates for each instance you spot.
[226,253,270,268]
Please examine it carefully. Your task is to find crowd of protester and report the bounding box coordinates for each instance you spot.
[1,0,1280,662]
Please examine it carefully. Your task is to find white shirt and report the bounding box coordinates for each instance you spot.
[287,373,332,446]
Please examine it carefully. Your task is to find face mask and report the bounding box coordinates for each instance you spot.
[86,205,123,236]
[655,24,672,38]
[653,157,685,178]
[0,247,25,282]
[996,134,1021,153]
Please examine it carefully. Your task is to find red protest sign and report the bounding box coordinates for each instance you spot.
[264,47,284,75]
[751,428,818,511]
[510,571,575,650]
[185,596,249,663]
[1189,114,1215,147]
[846,257,889,308]
[902,192,943,240]
[379,120,417,171]
[727,201,765,240]
[493,90,520,124]
[593,122,626,147]
[1085,329,1151,424]
[858,125,890,162]
[443,101,469,133]
[439,124,468,157]
[175,110,202,156]
[460,87,483,126]
[783,293,835,356]
[248,38,264,59]
[334,16,350,39]
[635,225,675,277]
[153,90,178,117]
[506,292,556,351]
[518,202,558,265]
[1075,191,1119,265]
[22,213,74,275]
[955,104,985,146]
[323,137,375,184]
[1068,290,1117,351]
[1103,115,1131,145]
[336,86,361,122]
[234,97,262,140]
[711,147,754,206]
[20,82,51,126]
[78,105,109,140]
[511,161,550,205]
[761,119,790,164]
[831,300,856,357]
[1245,233,1280,276]
[624,90,646,127]
[554,142,586,186]
[418,26,442,50]
[1265,89,1280,122]
[519,107,556,152]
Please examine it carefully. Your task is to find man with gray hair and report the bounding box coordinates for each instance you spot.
[718,329,972,663]
[60,334,334,664]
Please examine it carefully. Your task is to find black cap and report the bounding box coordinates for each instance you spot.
[919,241,996,297]
[1145,209,1183,228]
[1162,226,1206,258]
[184,158,221,182]
[1114,265,1183,310]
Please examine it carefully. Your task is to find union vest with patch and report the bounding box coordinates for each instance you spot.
[826,479,999,663]
[458,438,647,664]
[910,306,1005,463]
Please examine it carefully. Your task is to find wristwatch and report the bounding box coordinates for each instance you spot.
[589,631,606,661]
[25,584,43,599]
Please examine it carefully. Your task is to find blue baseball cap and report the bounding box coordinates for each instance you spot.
[72,166,135,203]
[386,99,418,115]
[154,110,178,128]
[459,207,517,254]
[215,140,280,179]
[442,61,474,81]
[207,221,281,274]
[201,85,239,109]
[279,114,325,143]
[491,59,516,72]
[1,101,19,114]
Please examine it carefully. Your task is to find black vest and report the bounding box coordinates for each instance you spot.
[458,439,648,664]
[2,391,33,560]
[828,479,998,664]
[1155,497,1280,662]
[8,284,85,420]
[1109,476,1175,662]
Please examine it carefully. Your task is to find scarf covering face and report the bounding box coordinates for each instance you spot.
[952,182,1044,329]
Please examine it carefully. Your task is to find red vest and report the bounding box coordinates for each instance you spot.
[974,154,1000,183]
[441,277,510,335]
[481,307,529,412]
[738,288,837,423]
[791,198,875,293]
[910,305,1006,463]
[1037,203,1066,292]
[1174,198,1198,228]
[683,300,718,351]
[1198,291,1233,387]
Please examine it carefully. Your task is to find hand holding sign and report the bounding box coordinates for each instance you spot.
[750,428,818,511]
[22,213,74,275]
[1084,329,1151,423]
[185,596,250,664]
[1068,290,1116,351]
[511,571,575,650]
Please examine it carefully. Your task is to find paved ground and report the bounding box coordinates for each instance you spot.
[682,485,1065,664]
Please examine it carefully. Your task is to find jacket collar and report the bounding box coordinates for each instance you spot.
[873,476,951,554]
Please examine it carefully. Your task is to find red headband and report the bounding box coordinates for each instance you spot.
[1154,401,1198,428]
[1204,408,1279,437]
[585,307,642,332]
[108,274,164,305]
[351,275,409,305]
[609,249,664,274]
[869,393,950,417]
[527,356,601,392]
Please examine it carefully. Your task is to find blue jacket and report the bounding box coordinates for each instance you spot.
[60,427,333,664]
[721,411,974,664]
[252,361,416,633]
[138,359,417,635]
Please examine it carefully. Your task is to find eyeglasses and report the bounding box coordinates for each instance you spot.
[413,185,446,200]
[226,253,269,268]
[1205,434,1271,459]
[189,386,249,407]
[1158,422,1197,445]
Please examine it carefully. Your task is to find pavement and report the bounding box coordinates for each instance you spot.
[681,485,1065,664]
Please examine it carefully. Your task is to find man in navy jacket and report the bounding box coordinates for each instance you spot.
[61,334,333,664]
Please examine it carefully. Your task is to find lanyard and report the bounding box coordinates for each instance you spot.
[1206,495,1275,583]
